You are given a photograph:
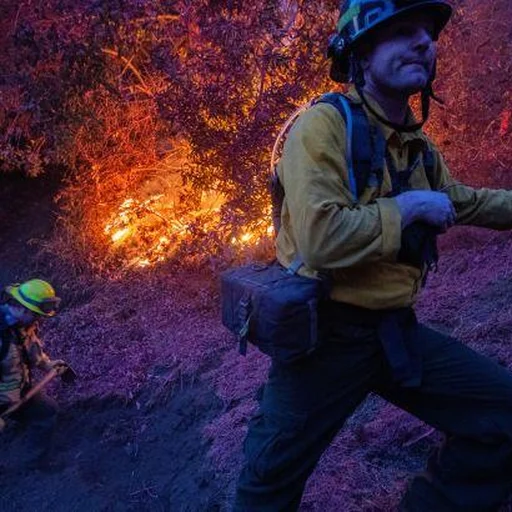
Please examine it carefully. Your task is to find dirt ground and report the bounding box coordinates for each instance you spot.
[0,379,226,512]
[2,178,512,512]
[0,174,232,511]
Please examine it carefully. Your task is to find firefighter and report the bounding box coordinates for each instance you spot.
[0,279,68,469]
[234,1,512,510]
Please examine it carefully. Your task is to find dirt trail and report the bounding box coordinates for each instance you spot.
[1,376,225,512]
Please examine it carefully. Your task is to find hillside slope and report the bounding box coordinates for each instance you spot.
[2,224,512,511]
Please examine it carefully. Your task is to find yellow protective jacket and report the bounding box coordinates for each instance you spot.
[276,88,512,310]
[0,322,51,406]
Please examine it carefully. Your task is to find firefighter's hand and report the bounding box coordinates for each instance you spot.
[48,359,68,375]
[395,191,456,231]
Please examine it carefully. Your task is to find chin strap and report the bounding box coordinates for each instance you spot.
[352,56,443,133]
[356,84,430,133]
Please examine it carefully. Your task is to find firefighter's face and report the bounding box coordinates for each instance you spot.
[360,13,437,97]
[7,303,37,327]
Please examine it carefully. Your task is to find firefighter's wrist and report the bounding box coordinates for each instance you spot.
[41,359,66,373]
[38,360,53,372]
[394,194,419,229]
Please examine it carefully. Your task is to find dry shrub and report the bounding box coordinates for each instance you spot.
[1,1,338,278]
[430,0,512,187]
[1,0,511,282]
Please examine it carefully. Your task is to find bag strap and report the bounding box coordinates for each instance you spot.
[237,297,251,356]
[423,148,436,190]
[315,92,386,200]
[270,92,387,275]
[0,337,9,362]
[386,147,437,197]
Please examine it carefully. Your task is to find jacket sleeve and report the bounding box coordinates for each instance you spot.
[22,325,52,369]
[278,103,402,270]
[434,150,512,229]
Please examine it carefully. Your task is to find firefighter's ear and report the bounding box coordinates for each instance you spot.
[353,39,372,72]
[357,49,371,73]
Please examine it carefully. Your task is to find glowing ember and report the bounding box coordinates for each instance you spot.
[104,192,273,267]
[111,228,132,243]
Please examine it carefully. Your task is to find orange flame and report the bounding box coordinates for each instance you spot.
[104,191,273,267]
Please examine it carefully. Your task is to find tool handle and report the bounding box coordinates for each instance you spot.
[0,369,58,420]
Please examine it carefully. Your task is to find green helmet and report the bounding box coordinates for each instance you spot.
[6,279,60,317]
[328,0,453,83]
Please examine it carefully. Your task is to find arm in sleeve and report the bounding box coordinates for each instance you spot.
[434,149,512,229]
[22,325,52,370]
[278,103,402,270]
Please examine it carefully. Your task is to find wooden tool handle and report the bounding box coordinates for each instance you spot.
[0,369,59,420]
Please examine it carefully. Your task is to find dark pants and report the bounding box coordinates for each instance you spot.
[234,308,512,511]
[2,392,59,462]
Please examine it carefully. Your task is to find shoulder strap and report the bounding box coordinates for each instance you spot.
[422,148,436,191]
[269,92,386,274]
[386,146,437,197]
[315,93,385,200]
[0,327,11,362]
[315,93,358,201]
[0,344,8,366]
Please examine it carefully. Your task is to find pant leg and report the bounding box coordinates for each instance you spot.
[377,325,512,512]
[11,391,59,462]
[234,324,390,512]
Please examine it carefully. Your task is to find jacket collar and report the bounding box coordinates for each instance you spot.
[345,87,428,148]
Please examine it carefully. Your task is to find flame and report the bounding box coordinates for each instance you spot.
[230,205,274,248]
[104,190,273,267]
[111,227,132,243]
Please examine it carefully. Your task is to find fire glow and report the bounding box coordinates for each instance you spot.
[104,193,274,267]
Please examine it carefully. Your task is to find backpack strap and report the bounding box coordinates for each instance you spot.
[315,93,386,200]
[422,147,436,191]
[270,92,386,275]
[0,336,9,362]
[386,147,437,196]
[315,93,358,201]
